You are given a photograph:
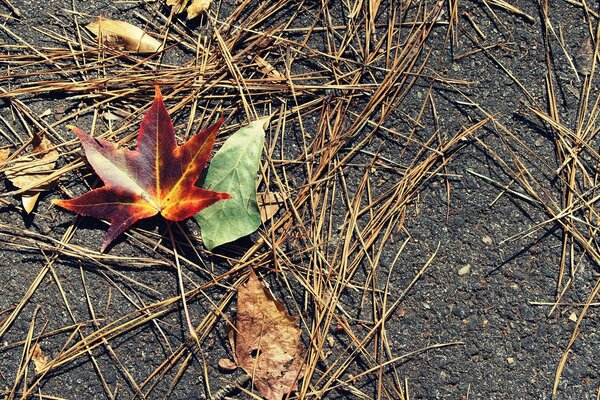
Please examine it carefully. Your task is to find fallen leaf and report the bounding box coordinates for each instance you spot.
[187,0,212,18]
[568,311,578,322]
[257,191,287,222]
[53,85,230,251]
[166,0,211,18]
[3,134,59,213]
[195,119,266,250]
[0,148,9,163]
[21,193,41,214]
[234,270,304,400]
[87,18,163,54]
[31,344,48,373]
[218,358,237,372]
[166,0,188,13]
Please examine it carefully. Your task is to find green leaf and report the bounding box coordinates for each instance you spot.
[195,118,266,250]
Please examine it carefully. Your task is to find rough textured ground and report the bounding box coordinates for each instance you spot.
[0,0,599,399]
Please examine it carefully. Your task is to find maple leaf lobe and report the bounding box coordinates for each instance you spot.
[53,86,230,251]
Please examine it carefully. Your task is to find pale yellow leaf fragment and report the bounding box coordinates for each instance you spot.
[31,344,48,373]
[4,135,59,213]
[166,0,188,13]
[0,148,9,164]
[234,270,304,400]
[87,18,163,54]
[22,192,41,214]
[187,0,212,18]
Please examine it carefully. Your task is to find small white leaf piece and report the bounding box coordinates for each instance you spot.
[86,18,163,54]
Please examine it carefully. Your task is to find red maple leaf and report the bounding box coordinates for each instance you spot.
[53,86,231,251]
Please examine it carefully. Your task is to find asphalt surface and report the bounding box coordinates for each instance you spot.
[0,0,599,399]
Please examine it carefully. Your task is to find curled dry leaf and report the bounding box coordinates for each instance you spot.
[31,344,49,374]
[233,270,304,400]
[3,134,59,213]
[87,18,163,54]
[218,358,238,372]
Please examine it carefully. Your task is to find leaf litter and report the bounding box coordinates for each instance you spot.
[53,85,230,251]
[232,270,304,400]
[2,133,59,213]
[0,0,524,399]
[86,18,163,54]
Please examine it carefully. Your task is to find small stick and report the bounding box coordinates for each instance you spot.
[463,12,487,41]
[167,222,199,342]
[1,0,21,17]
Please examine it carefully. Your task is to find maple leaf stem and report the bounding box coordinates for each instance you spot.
[167,222,198,342]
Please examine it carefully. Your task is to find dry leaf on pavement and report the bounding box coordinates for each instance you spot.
[233,270,304,400]
[187,0,212,18]
[86,18,163,54]
[3,134,59,213]
[166,0,211,18]
[218,358,238,372]
[31,344,49,373]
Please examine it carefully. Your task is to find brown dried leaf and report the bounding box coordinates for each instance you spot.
[218,358,238,372]
[4,135,59,213]
[86,18,163,54]
[257,192,287,222]
[31,344,48,373]
[234,270,304,400]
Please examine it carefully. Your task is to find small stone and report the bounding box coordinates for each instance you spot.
[423,303,431,310]
[482,319,489,328]
[453,306,467,319]
[327,336,335,346]
[482,235,493,245]
[507,357,515,365]
[534,137,545,147]
[458,264,471,276]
